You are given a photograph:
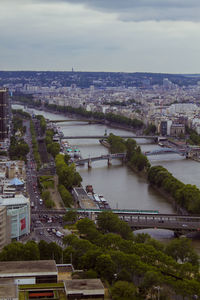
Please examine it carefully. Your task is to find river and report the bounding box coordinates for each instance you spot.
[13,105,200,249]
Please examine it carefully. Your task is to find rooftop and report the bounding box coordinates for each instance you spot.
[0,260,57,277]
[0,278,17,299]
[0,194,29,206]
[64,279,104,293]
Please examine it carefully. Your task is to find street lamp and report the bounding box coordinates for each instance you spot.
[154,286,161,300]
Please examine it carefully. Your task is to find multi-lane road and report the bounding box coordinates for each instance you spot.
[23,120,68,246]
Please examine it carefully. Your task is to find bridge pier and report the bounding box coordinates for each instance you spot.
[88,159,92,169]
[107,156,112,166]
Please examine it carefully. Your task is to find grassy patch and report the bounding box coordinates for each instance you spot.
[19,282,64,290]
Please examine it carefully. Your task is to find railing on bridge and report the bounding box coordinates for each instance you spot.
[65,208,160,214]
[144,147,186,156]
[61,135,156,140]
[75,153,126,165]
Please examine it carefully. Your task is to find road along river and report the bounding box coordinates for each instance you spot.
[14,105,200,248]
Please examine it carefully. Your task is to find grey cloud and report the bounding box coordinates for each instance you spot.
[36,0,200,21]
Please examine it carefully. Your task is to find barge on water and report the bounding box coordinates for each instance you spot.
[86,185,111,210]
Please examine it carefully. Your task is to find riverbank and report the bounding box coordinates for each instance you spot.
[19,102,145,135]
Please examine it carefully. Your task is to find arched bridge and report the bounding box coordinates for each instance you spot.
[123,213,200,235]
[75,148,186,168]
[144,147,186,157]
[75,153,126,166]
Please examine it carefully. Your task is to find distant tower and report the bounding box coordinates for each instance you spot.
[0,88,8,141]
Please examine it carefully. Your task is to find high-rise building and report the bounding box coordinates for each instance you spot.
[0,89,8,141]
[0,206,11,251]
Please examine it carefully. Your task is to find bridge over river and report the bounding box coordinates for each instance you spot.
[33,208,200,235]
[61,135,156,140]
[75,149,187,167]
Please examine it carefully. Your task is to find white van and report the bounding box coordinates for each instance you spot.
[39,199,43,205]
[56,231,64,238]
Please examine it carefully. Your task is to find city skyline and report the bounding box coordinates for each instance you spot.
[1,0,200,73]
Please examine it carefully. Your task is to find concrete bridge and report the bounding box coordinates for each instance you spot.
[124,213,200,235]
[75,148,187,168]
[50,119,102,124]
[75,153,126,167]
[61,135,157,140]
[33,208,200,234]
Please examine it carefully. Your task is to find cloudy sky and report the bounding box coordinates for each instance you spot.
[1,0,200,73]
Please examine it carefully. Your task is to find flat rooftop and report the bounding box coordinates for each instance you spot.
[0,260,57,277]
[64,279,104,292]
[0,278,17,298]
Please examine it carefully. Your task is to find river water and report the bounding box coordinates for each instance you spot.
[13,105,200,249]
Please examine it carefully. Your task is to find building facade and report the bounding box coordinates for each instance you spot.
[0,89,8,141]
[0,195,30,239]
[0,206,11,251]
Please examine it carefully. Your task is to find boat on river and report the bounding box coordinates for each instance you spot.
[86,186,111,210]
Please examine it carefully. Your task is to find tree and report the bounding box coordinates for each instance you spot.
[95,254,116,282]
[165,238,199,266]
[23,241,40,260]
[63,210,78,223]
[47,142,60,158]
[0,241,39,261]
[76,218,96,235]
[140,270,161,299]
[111,281,137,300]
[58,185,73,207]
[97,211,120,234]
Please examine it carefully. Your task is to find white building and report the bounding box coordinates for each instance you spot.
[0,194,30,239]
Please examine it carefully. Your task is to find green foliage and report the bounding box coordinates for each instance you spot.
[47,142,60,158]
[1,215,200,299]
[144,124,157,135]
[45,103,143,129]
[55,154,82,190]
[41,190,55,208]
[0,241,40,261]
[106,134,150,172]
[165,238,199,266]
[13,94,41,107]
[12,108,31,119]
[111,281,137,300]
[148,165,200,213]
[12,116,25,135]
[95,254,116,282]
[97,211,133,240]
[76,218,96,235]
[38,240,62,263]
[36,115,46,134]
[107,134,126,154]
[58,185,73,207]
[30,120,41,169]
[9,136,29,161]
[39,176,54,189]
[63,210,77,223]
[186,126,200,145]
[130,152,150,172]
